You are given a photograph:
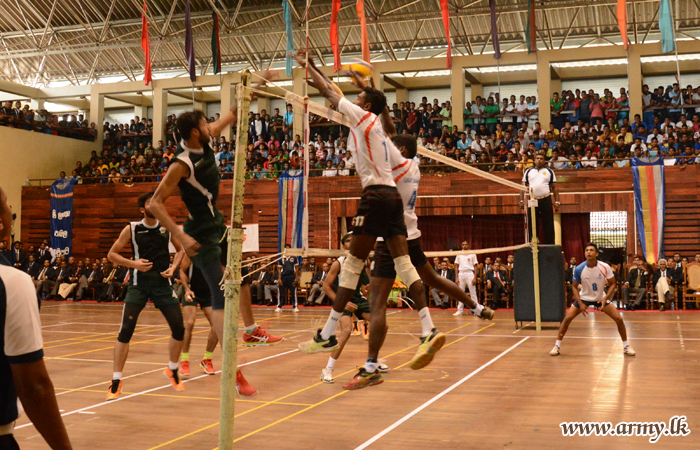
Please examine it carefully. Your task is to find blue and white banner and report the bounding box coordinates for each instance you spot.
[50,179,75,257]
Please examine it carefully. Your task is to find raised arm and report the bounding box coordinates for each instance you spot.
[292,52,342,107]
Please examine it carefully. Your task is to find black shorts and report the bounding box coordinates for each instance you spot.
[352,186,407,239]
[573,298,611,309]
[371,238,428,279]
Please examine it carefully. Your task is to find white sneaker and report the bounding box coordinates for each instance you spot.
[320,368,334,383]
[293,307,299,313]
[453,310,463,316]
[275,307,282,312]
[377,359,390,373]
[624,346,636,356]
[549,345,560,356]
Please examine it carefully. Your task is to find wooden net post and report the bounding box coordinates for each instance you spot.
[218,69,251,450]
[528,188,542,331]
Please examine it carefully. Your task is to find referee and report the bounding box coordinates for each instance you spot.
[521,154,560,245]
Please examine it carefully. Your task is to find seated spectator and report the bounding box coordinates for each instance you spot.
[652,259,681,311]
[622,255,648,311]
[485,261,509,310]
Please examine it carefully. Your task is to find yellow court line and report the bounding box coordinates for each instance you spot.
[43,324,166,346]
[148,321,475,449]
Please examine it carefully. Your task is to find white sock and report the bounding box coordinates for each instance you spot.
[320,310,343,340]
[113,372,122,380]
[168,361,179,370]
[244,323,258,334]
[364,359,378,373]
[623,341,629,348]
[555,340,562,348]
[418,307,435,337]
[471,303,484,316]
[326,357,336,372]
[457,302,464,312]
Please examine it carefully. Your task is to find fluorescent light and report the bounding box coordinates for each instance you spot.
[552,58,627,68]
[641,53,700,63]
[478,64,536,73]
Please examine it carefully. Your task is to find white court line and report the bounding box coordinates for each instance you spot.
[355,337,530,450]
[47,357,167,366]
[53,367,166,397]
[42,322,74,328]
[16,348,299,430]
[384,332,700,341]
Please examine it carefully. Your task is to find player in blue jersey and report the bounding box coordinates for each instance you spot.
[550,243,635,356]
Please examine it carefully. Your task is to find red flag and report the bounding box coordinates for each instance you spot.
[356,0,370,63]
[331,0,341,71]
[439,0,451,69]
[617,0,629,49]
[141,1,152,85]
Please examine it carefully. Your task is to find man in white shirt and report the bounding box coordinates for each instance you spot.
[515,95,528,125]
[549,151,570,170]
[501,98,514,126]
[526,96,539,129]
[453,240,479,316]
[675,114,693,131]
[521,154,560,245]
[580,150,597,168]
[550,243,635,357]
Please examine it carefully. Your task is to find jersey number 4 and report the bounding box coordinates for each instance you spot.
[407,190,417,210]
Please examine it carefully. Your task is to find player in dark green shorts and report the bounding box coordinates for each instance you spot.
[320,234,389,385]
[148,75,283,396]
[106,192,186,400]
[179,254,218,377]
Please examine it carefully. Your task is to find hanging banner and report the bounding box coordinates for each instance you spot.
[278,172,305,251]
[50,179,75,258]
[242,224,260,253]
[631,158,665,265]
[617,0,629,49]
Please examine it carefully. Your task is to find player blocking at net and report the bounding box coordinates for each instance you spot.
[295,52,447,387]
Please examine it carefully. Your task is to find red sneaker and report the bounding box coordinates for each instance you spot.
[236,370,258,397]
[180,360,190,377]
[242,326,284,347]
[199,358,215,375]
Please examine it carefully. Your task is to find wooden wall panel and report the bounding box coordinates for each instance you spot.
[20,166,699,261]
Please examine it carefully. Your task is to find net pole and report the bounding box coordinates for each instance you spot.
[218,69,252,450]
[529,189,542,331]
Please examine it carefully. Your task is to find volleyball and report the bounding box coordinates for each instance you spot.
[344,59,373,78]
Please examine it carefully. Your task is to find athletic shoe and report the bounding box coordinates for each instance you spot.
[453,310,463,316]
[479,306,495,320]
[352,321,361,336]
[200,358,215,375]
[549,345,560,356]
[164,368,185,391]
[409,328,447,370]
[624,346,636,356]
[243,326,284,347]
[236,370,258,397]
[298,329,339,353]
[343,368,384,390]
[180,360,190,377]
[362,321,370,340]
[275,307,282,312]
[293,307,299,313]
[320,368,334,384]
[105,380,122,400]
[377,359,390,373]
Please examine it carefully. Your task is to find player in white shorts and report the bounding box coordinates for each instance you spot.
[453,241,480,316]
[550,243,636,356]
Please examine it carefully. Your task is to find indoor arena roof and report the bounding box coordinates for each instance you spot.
[1,0,699,87]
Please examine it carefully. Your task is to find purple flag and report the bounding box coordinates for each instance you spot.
[185,0,195,81]
[489,0,501,59]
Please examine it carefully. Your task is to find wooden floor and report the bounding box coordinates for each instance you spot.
[14,302,700,449]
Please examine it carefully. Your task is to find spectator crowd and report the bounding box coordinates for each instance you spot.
[0,100,96,141]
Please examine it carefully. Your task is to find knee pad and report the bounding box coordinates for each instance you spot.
[171,322,185,341]
[117,320,136,343]
[339,255,364,290]
[394,255,421,288]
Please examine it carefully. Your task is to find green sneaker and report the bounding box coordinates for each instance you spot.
[342,368,384,390]
[409,328,446,370]
[298,329,339,354]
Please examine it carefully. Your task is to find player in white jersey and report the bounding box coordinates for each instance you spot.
[295,51,444,391]
[453,241,480,316]
[550,243,635,357]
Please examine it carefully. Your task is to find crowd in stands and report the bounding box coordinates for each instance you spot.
[0,100,97,141]
[9,236,698,311]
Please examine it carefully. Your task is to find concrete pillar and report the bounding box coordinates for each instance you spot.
[89,91,104,150]
[220,74,235,140]
[292,67,305,139]
[134,104,147,120]
[376,71,385,92]
[554,213,562,246]
[536,56,551,129]
[470,83,483,100]
[152,86,168,147]
[30,98,45,110]
[396,87,408,105]
[551,78,562,97]
[257,96,271,116]
[628,44,643,120]
[451,65,465,132]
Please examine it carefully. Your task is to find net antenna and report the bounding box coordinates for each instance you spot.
[218,69,252,450]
